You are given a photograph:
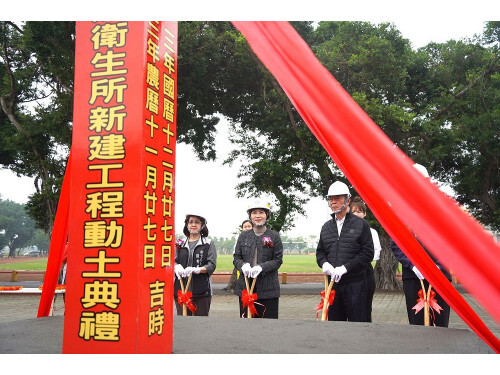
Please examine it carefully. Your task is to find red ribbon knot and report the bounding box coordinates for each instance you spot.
[177,289,197,314]
[315,289,336,320]
[242,289,259,317]
[412,288,443,325]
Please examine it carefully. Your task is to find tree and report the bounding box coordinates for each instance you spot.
[0,21,74,233]
[29,228,50,255]
[2,21,498,290]
[0,196,35,256]
[406,24,500,230]
[177,21,415,288]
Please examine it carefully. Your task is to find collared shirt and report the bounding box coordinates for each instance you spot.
[335,214,346,236]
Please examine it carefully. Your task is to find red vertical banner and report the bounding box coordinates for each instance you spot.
[63,21,177,354]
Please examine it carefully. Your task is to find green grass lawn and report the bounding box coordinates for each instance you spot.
[213,254,321,273]
[1,255,396,274]
[0,255,322,273]
[0,259,48,270]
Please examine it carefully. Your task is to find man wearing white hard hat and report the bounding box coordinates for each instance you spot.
[390,163,452,326]
[316,181,374,322]
[233,200,283,318]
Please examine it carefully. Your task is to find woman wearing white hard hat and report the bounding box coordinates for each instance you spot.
[174,212,217,316]
[233,201,283,318]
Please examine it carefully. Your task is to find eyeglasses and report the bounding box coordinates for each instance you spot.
[328,195,345,201]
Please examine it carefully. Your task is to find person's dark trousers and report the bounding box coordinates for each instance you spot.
[175,296,212,316]
[239,297,279,319]
[366,266,376,323]
[403,278,450,327]
[328,278,368,322]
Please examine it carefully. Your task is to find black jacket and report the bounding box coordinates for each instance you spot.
[316,212,374,284]
[233,228,283,299]
[174,237,216,298]
[390,238,452,281]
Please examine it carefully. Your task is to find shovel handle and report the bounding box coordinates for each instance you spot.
[321,278,335,321]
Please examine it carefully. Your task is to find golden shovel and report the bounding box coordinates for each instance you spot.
[179,273,193,316]
[321,274,335,321]
[244,275,257,318]
[420,279,431,326]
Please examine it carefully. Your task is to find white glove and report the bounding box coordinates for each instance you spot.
[412,266,424,280]
[332,265,347,282]
[183,267,196,277]
[192,267,201,274]
[241,263,252,277]
[322,262,335,276]
[250,265,262,278]
[174,264,184,279]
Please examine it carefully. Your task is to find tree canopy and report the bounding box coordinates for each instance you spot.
[0,195,35,256]
[0,21,74,233]
[1,20,499,236]
[179,21,500,232]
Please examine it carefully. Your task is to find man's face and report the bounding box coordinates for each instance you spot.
[328,195,348,213]
[250,209,267,226]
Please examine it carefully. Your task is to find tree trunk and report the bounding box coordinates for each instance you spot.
[223,268,238,292]
[374,232,401,291]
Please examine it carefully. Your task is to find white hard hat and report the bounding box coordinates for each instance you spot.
[247,201,271,219]
[184,213,206,223]
[327,181,351,198]
[413,163,429,178]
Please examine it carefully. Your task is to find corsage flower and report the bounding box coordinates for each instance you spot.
[262,236,274,248]
[175,238,184,251]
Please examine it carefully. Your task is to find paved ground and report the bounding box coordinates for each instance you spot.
[1,281,499,354]
[1,281,498,334]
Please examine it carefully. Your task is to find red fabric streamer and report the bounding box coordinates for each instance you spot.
[315,289,336,320]
[37,150,72,318]
[232,21,500,353]
[241,289,259,317]
[177,290,197,314]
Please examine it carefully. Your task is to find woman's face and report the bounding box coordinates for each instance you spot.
[351,206,366,219]
[242,222,253,231]
[250,209,267,226]
[187,216,203,235]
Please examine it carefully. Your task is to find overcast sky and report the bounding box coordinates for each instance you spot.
[0,6,496,239]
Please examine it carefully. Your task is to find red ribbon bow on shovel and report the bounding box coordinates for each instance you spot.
[177,289,197,314]
[412,288,443,325]
[315,289,336,320]
[241,289,259,318]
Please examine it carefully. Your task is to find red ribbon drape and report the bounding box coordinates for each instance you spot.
[177,290,197,314]
[241,289,259,317]
[37,150,72,317]
[315,289,336,320]
[232,21,500,352]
